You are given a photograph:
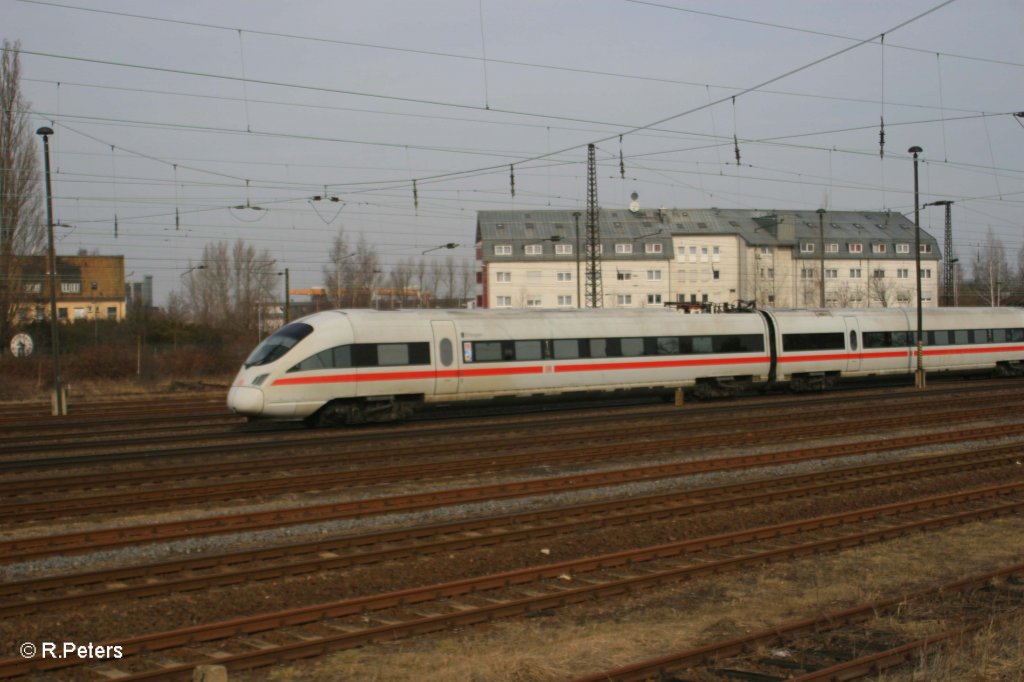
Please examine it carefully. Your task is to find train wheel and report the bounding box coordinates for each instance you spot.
[309,401,364,428]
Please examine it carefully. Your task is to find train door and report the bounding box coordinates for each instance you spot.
[430,320,459,395]
[843,316,861,372]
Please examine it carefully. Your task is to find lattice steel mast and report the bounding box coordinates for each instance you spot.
[584,143,602,307]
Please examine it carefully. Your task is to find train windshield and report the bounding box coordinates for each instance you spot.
[244,322,314,368]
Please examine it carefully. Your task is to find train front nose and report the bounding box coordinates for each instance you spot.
[227,384,264,416]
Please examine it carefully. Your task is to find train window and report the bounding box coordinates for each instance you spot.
[1009,329,1024,342]
[656,337,679,355]
[930,330,950,346]
[290,352,326,372]
[588,339,609,358]
[351,344,379,367]
[953,330,970,345]
[473,342,503,362]
[244,322,314,368]
[378,344,410,366]
[621,338,644,357]
[713,334,764,353]
[892,331,910,347]
[553,339,580,359]
[782,332,845,352]
[992,329,1007,343]
[288,345,352,372]
[849,331,859,351]
[515,340,543,361]
[439,339,453,367]
[691,336,713,354]
[863,332,884,349]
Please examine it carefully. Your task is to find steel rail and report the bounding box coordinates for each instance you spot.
[6,392,1017,494]
[2,446,1021,619]
[3,483,1022,680]
[5,381,1023,466]
[3,404,1020,525]
[4,421,1024,562]
[566,564,1024,682]
[2,392,997,499]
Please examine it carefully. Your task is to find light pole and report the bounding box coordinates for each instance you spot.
[816,208,826,308]
[36,126,65,416]
[909,145,925,389]
[276,268,290,323]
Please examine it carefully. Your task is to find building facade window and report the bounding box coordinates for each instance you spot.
[920,244,933,253]
[647,293,662,304]
[826,242,839,253]
[555,243,573,255]
[872,243,887,254]
[495,272,511,283]
[616,271,632,281]
[556,271,572,282]
[647,270,662,281]
[524,244,543,255]
[850,268,862,278]
[825,269,838,279]
[873,269,886,278]
[494,244,512,256]
[526,298,542,307]
[897,268,910,279]
[496,296,512,307]
[616,294,632,306]
[615,243,633,254]
[557,295,572,306]
[645,243,662,254]
[800,242,815,253]
[896,243,911,254]
[848,243,863,254]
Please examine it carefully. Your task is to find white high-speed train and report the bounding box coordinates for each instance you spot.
[227,307,1024,426]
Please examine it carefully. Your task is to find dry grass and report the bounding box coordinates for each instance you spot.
[243,516,1024,682]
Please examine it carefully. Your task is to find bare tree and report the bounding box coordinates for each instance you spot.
[349,234,381,308]
[970,228,1009,306]
[867,272,891,308]
[387,257,415,309]
[0,41,45,346]
[322,228,351,308]
[177,239,276,331]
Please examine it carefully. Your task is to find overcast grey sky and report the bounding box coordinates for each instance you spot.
[6,0,1023,304]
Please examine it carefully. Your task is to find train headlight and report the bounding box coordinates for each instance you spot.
[252,373,269,387]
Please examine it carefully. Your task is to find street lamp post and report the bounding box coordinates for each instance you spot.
[276,268,290,323]
[816,208,826,308]
[36,126,65,416]
[909,145,925,389]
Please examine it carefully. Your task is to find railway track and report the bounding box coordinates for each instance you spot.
[2,443,1021,620]
[3,398,1023,525]
[5,380,1022,464]
[4,420,1023,562]
[567,563,1024,682]
[4,481,1022,680]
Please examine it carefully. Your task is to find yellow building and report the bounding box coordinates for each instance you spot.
[15,254,126,322]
